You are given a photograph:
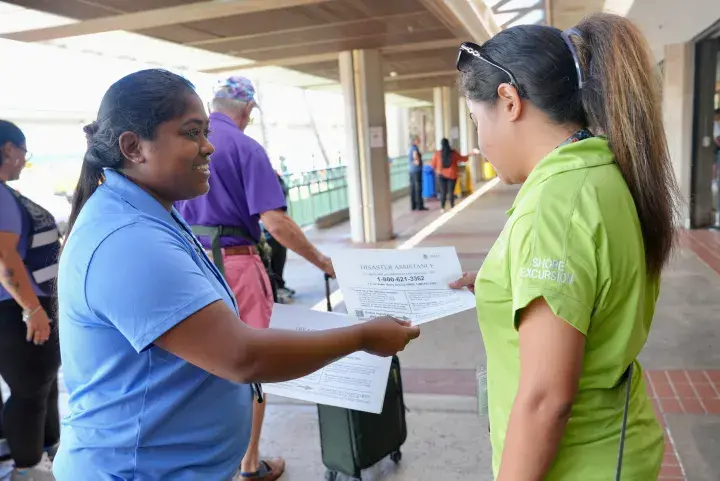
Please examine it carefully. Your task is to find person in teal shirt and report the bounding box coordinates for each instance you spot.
[54,69,419,481]
[450,13,680,480]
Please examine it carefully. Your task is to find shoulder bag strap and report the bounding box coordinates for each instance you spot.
[615,362,633,481]
[189,224,257,277]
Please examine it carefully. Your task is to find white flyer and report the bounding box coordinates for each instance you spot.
[333,246,476,325]
[262,304,392,414]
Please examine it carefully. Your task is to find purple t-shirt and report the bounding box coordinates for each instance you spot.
[175,113,287,248]
[0,183,45,302]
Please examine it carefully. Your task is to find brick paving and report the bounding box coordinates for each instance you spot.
[647,370,720,479]
[400,367,720,480]
[679,230,720,275]
[648,370,720,416]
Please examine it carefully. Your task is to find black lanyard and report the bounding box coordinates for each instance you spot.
[171,213,264,404]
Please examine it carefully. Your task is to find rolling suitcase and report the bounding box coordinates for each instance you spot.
[318,275,407,481]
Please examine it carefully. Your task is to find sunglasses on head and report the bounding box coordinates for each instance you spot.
[456,41,521,91]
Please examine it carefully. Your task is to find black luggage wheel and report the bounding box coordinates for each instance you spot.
[324,470,360,481]
[323,451,401,481]
[390,450,402,463]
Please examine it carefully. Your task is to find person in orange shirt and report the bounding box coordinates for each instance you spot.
[432,138,468,211]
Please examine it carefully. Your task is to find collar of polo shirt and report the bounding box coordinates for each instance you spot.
[507,136,613,217]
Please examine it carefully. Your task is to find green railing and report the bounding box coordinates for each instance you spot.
[284,154,431,227]
[283,166,348,228]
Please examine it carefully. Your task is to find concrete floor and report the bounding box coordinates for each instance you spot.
[2,183,719,480]
[270,184,720,481]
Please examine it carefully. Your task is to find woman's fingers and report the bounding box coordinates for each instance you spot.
[449,271,477,290]
[27,321,50,345]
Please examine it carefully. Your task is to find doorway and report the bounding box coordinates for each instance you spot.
[691,35,720,228]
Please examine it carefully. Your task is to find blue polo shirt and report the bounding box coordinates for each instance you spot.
[54,169,253,481]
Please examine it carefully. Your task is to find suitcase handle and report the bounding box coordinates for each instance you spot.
[324,274,332,312]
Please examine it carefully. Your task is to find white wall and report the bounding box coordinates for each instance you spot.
[625,0,720,61]
[385,104,409,159]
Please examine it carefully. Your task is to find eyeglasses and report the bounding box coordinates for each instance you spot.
[15,145,32,161]
[456,42,521,92]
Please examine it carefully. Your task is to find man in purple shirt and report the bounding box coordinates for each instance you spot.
[176,76,334,480]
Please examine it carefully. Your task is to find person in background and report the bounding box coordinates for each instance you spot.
[713,108,720,179]
[0,120,61,481]
[431,138,468,212]
[54,69,419,481]
[408,135,427,211]
[0,392,8,462]
[261,172,295,302]
[450,13,679,480]
[175,75,336,480]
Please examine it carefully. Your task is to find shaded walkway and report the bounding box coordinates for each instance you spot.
[262,184,720,481]
[2,187,719,480]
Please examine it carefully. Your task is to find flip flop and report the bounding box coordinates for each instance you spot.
[237,458,285,480]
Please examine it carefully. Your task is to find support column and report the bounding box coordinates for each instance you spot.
[433,86,460,149]
[663,42,695,229]
[459,97,482,185]
[339,49,394,243]
[444,86,460,148]
[433,87,444,150]
[391,106,410,158]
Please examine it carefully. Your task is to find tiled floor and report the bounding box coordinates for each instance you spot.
[660,433,685,480]
[631,369,720,480]
[399,367,720,480]
[647,370,720,479]
[648,370,720,415]
[679,230,720,275]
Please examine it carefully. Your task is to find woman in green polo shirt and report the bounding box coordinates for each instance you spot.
[450,12,680,480]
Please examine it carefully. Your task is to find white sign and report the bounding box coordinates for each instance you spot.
[369,126,384,148]
[262,304,392,414]
[333,247,476,325]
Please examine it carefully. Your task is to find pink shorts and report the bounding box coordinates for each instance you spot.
[222,253,273,329]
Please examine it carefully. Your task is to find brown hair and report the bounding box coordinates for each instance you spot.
[572,13,680,277]
[459,13,680,277]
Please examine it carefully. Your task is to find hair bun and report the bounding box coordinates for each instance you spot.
[83,121,99,142]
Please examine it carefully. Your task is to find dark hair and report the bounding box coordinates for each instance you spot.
[459,13,679,278]
[65,69,197,237]
[0,120,26,167]
[441,138,452,169]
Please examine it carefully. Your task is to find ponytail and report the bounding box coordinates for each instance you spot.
[570,13,680,277]
[65,122,111,239]
[441,138,452,169]
[66,157,103,238]
[62,70,196,243]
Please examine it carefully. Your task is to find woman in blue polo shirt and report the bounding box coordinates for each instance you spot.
[54,69,419,481]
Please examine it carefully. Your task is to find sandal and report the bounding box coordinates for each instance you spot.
[237,458,285,480]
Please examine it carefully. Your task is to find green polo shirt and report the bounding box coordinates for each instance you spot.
[476,137,664,479]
